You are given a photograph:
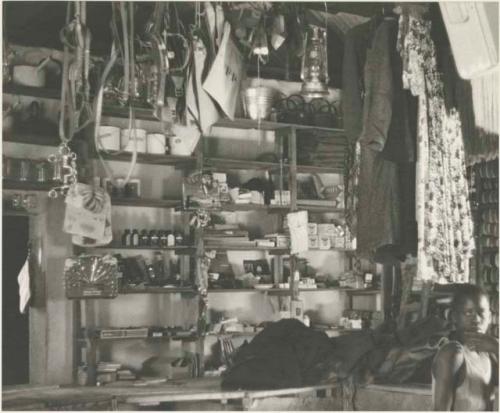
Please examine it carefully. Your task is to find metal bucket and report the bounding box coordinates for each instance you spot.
[243,87,276,120]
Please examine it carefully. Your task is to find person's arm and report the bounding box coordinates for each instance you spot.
[432,342,465,411]
[463,332,498,358]
[464,332,499,386]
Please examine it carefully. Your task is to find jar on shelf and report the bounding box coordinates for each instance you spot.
[175,232,184,246]
[167,231,175,247]
[140,230,150,246]
[131,229,140,247]
[150,230,159,247]
[122,229,131,247]
[159,231,168,248]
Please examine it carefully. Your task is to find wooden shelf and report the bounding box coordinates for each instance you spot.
[207,331,258,337]
[204,157,283,171]
[214,118,346,136]
[208,288,279,293]
[3,83,60,99]
[2,209,38,217]
[204,244,290,254]
[207,287,347,294]
[102,105,158,121]
[296,164,344,174]
[111,197,182,208]
[79,334,199,342]
[184,204,344,214]
[296,202,344,213]
[204,157,343,174]
[96,151,196,167]
[96,152,343,174]
[305,248,356,253]
[204,245,352,254]
[343,288,381,295]
[183,204,289,213]
[3,132,60,147]
[481,247,499,254]
[119,286,198,295]
[92,244,195,254]
[2,180,55,191]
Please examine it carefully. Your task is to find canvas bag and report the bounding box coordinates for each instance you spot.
[203,22,244,120]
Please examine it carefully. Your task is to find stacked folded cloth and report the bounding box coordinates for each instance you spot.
[297,135,346,167]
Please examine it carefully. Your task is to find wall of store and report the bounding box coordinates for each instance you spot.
[4,141,74,385]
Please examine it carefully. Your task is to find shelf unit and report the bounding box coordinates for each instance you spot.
[4,84,353,384]
[95,118,350,381]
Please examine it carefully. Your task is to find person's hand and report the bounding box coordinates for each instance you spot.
[463,332,499,354]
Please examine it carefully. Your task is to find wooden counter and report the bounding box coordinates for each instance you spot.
[6,380,493,411]
[2,378,341,411]
[354,383,432,411]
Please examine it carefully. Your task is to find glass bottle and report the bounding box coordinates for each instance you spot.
[122,229,131,247]
[149,230,159,247]
[167,231,175,247]
[140,229,150,246]
[131,229,140,247]
[159,230,168,248]
[175,232,184,246]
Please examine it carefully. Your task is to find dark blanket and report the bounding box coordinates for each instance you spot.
[221,316,450,390]
[221,319,380,390]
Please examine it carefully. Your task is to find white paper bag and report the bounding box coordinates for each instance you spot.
[63,184,110,241]
[203,22,244,120]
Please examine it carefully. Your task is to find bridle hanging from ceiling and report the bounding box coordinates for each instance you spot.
[94,1,139,190]
[49,1,93,198]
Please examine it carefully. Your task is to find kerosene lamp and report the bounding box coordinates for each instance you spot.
[300,25,329,98]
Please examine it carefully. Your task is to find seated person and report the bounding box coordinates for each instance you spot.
[432,284,498,411]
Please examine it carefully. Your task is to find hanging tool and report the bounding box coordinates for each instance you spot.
[49,1,89,198]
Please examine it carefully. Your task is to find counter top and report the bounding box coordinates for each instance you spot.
[2,377,338,410]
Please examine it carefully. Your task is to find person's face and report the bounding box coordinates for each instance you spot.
[454,295,491,334]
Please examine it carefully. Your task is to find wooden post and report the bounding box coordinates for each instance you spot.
[288,127,297,212]
[72,299,81,384]
[419,281,432,320]
[193,132,206,376]
[288,127,299,301]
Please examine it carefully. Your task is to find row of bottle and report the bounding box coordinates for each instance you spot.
[121,229,187,247]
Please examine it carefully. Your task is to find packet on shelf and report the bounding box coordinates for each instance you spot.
[271,190,291,205]
[121,128,147,153]
[307,223,318,236]
[146,133,166,154]
[318,223,335,237]
[319,235,331,250]
[308,235,319,249]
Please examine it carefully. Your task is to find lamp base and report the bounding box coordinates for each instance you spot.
[300,81,329,98]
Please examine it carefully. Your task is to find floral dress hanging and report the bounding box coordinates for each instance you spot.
[397,13,475,283]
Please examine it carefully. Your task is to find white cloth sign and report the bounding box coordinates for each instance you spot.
[287,210,309,254]
[203,22,244,120]
[17,257,31,314]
